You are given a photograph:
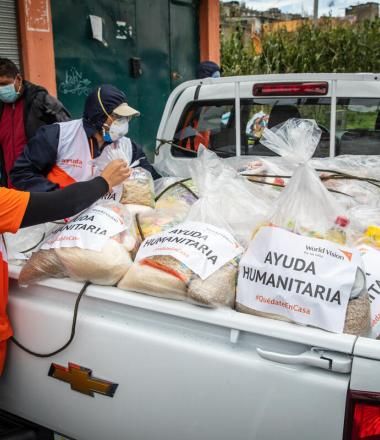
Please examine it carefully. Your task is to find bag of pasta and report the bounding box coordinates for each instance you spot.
[236,119,370,335]
[94,138,155,213]
[19,203,137,286]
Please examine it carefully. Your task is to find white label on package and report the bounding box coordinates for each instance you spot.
[135,221,243,280]
[99,185,123,203]
[42,206,127,252]
[359,245,380,337]
[237,226,361,333]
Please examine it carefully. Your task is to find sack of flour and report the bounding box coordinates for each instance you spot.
[19,203,137,286]
[94,138,155,210]
[236,119,370,335]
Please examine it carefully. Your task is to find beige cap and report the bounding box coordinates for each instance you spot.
[113,102,140,118]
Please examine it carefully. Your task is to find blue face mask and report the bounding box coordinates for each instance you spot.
[102,129,113,143]
[0,81,20,103]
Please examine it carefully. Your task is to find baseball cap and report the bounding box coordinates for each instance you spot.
[83,84,139,132]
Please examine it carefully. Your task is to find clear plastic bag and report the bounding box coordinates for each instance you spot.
[186,147,271,246]
[155,178,198,210]
[236,119,370,335]
[19,249,66,286]
[119,148,258,307]
[94,139,155,208]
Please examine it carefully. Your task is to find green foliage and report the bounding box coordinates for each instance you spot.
[221,19,380,75]
[221,27,258,75]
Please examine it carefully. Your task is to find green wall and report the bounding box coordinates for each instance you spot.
[51,0,199,159]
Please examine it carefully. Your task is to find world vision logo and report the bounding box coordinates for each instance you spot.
[339,249,353,262]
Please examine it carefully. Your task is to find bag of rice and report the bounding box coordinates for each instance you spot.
[236,119,370,335]
[94,138,155,210]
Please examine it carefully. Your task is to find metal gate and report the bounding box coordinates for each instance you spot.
[0,0,20,67]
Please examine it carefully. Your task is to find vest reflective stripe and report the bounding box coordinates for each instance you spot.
[47,119,93,188]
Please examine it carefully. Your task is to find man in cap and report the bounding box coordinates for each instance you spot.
[10,84,159,191]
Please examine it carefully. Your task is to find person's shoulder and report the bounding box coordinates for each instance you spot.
[25,81,70,119]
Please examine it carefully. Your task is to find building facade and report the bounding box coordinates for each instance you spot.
[0,0,220,154]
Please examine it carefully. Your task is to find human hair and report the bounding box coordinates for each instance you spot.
[0,58,19,78]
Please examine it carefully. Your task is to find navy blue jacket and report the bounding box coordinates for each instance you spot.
[10,121,160,192]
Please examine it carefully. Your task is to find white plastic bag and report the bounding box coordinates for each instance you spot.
[4,222,58,263]
[119,148,267,307]
[236,119,370,335]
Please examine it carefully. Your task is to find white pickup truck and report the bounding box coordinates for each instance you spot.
[0,73,380,440]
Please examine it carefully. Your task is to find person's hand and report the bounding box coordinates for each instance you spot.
[101,159,131,190]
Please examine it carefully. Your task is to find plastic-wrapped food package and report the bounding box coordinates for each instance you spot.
[19,249,66,286]
[118,148,263,307]
[135,206,190,240]
[119,255,193,300]
[312,155,380,181]
[236,119,370,335]
[186,147,271,246]
[155,178,198,210]
[94,139,155,210]
[187,259,239,307]
[19,203,136,286]
[312,155,380,207]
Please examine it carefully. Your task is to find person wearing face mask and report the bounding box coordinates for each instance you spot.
[10,84,159,191]
[0,58,70,188]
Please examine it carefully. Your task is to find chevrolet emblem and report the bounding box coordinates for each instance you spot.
[48,362,118,397]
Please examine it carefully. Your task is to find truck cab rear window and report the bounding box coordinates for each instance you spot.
[336,98,380,155]
[172,98,331,157]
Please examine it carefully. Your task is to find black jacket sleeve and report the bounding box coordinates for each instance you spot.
[10,124,60,192]
[131,141,161,180]
[21,176,109,228]
[43,94,71,123]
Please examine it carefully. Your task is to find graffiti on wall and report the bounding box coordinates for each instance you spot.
[58,67,92,96]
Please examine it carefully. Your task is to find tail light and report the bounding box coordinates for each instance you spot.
[253,81,328,96]
[344,391,380,440]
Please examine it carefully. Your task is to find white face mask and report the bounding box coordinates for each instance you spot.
[103,118,129,142]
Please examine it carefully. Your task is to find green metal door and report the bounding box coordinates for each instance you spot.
[169,0,199,88]
[51,0,199,156]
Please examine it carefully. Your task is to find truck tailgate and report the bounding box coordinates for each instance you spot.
[0,265,357,440]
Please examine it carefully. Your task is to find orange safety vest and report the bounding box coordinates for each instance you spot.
[179,110,210,152]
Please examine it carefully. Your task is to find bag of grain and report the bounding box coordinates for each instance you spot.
[94,138,155,211]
